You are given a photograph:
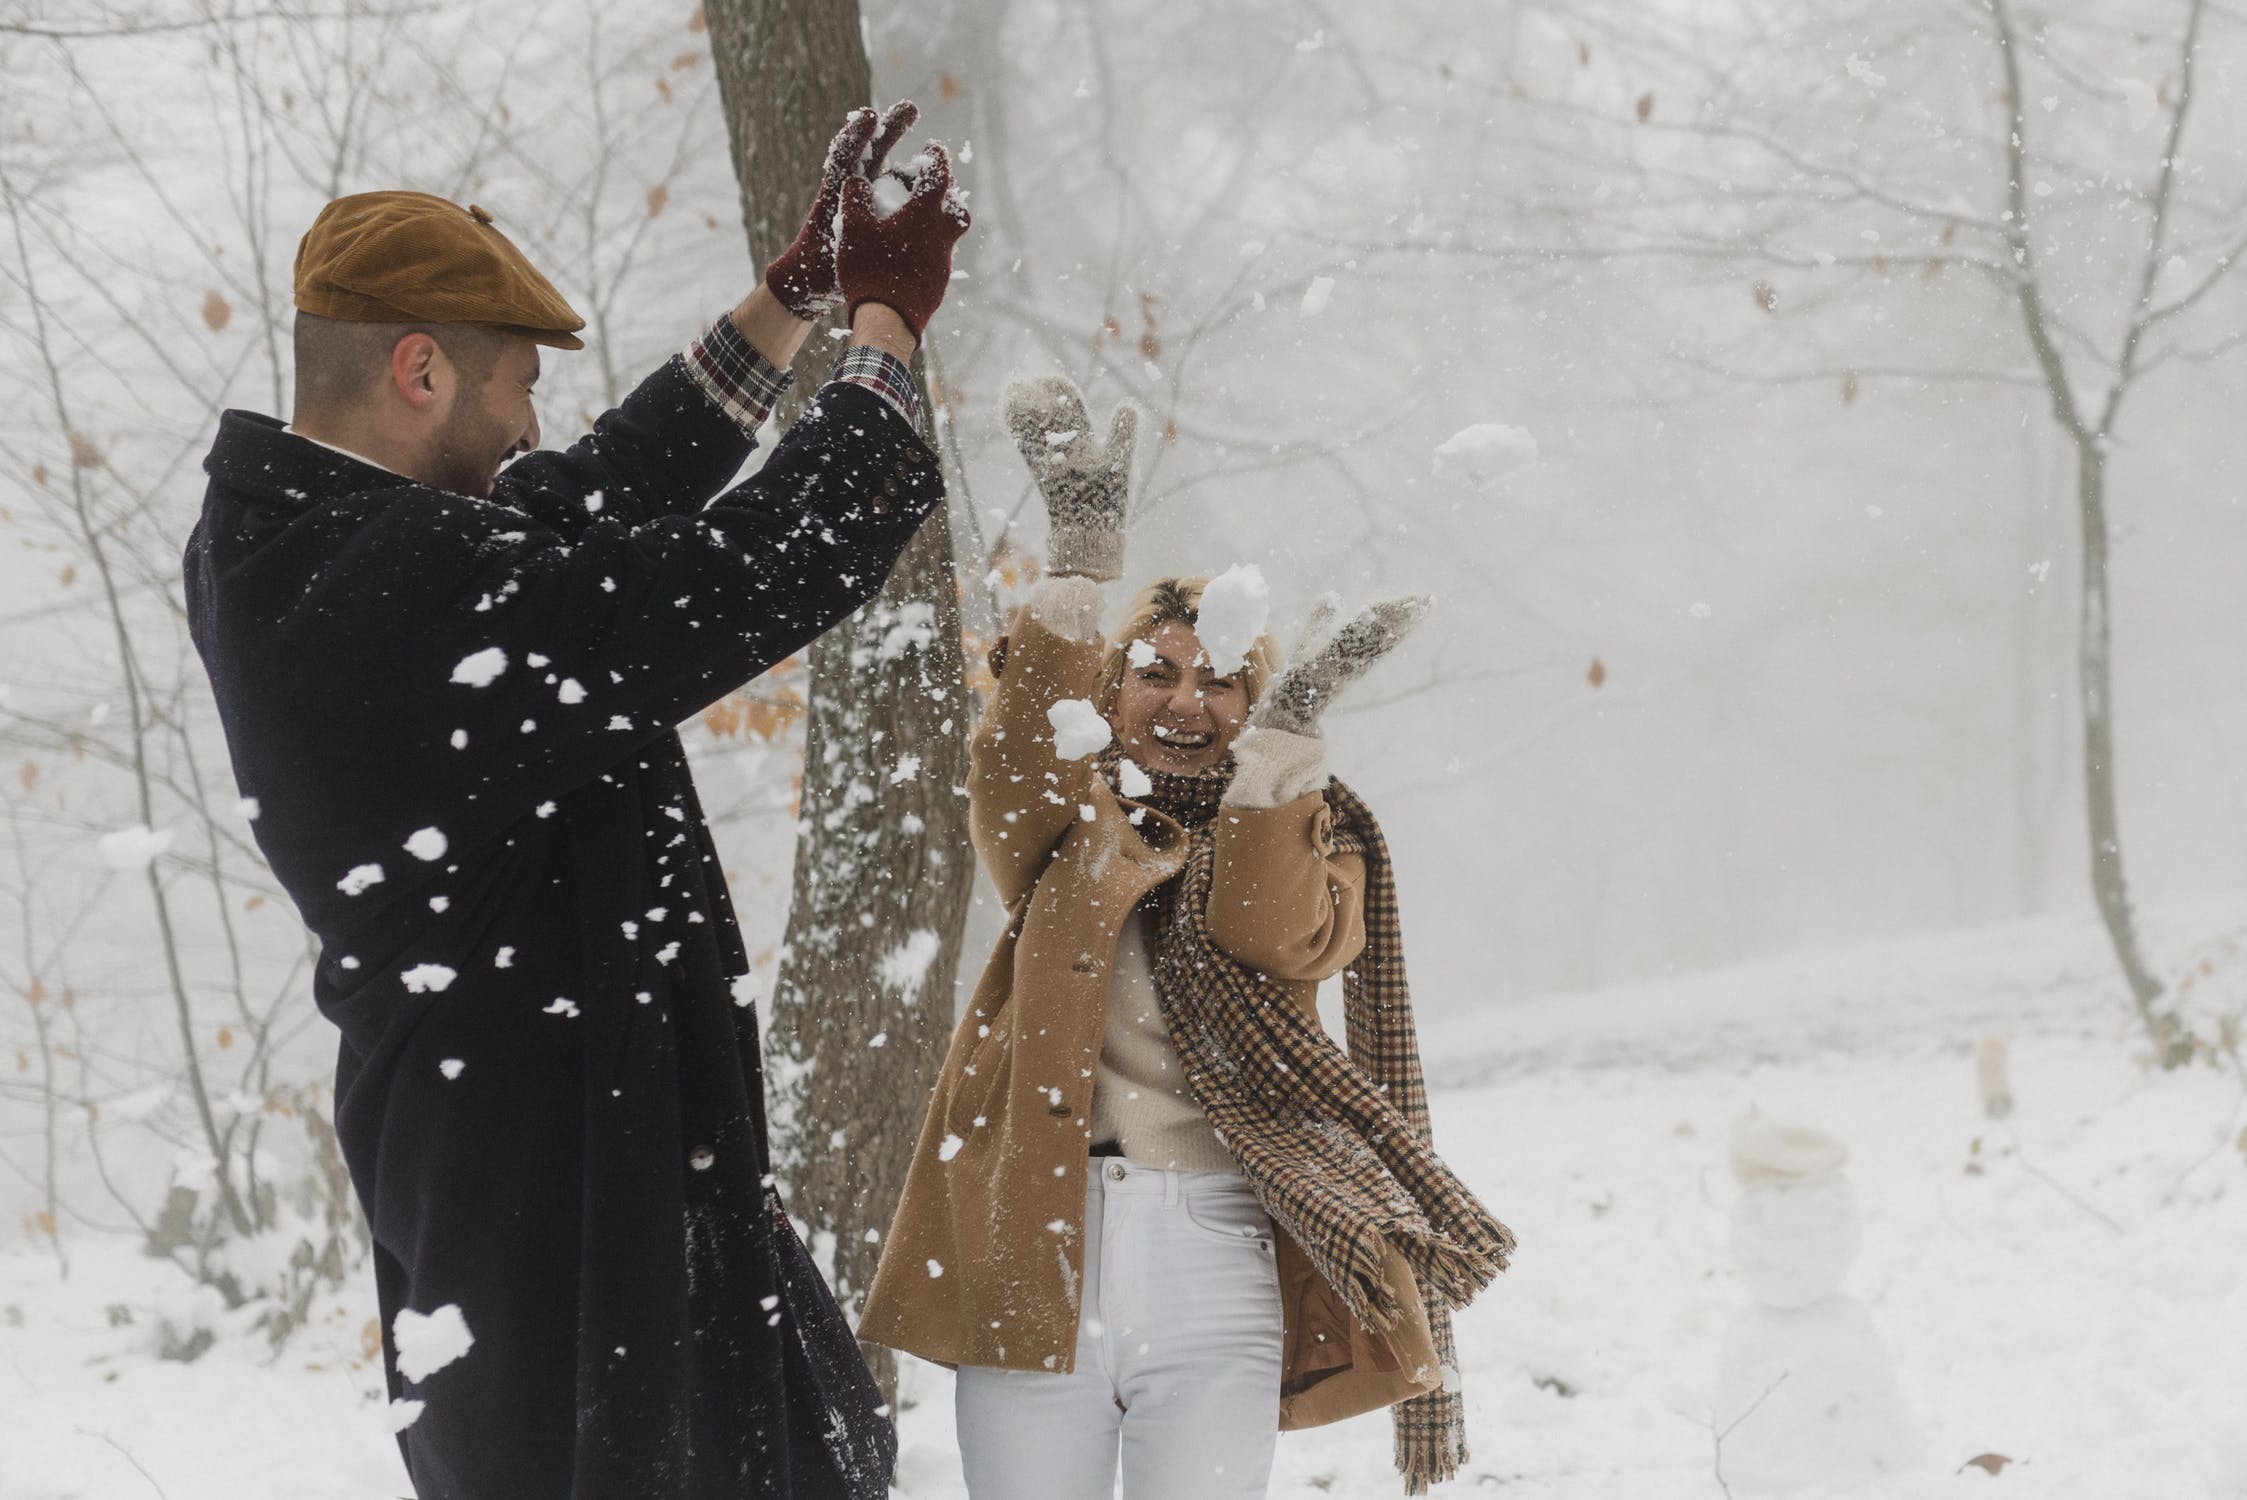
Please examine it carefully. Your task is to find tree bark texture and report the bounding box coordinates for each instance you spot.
[703,0,976,1401]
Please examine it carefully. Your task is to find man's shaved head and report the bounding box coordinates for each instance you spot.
[291,313,512,424]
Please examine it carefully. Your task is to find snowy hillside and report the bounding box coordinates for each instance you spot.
[6,901,2240,1500]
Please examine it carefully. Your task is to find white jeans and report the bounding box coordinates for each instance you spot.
[954,1159,1285,1500]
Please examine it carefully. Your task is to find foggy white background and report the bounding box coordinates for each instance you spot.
[2,1,2244,1493]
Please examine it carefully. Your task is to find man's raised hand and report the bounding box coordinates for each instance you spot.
[763,100,919,322]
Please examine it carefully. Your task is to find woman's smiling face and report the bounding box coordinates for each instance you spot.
[1109,619,1250,776]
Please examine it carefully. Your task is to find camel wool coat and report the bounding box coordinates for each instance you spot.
[856,605,1443,1430]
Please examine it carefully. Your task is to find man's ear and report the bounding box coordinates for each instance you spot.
[389,332,448,412]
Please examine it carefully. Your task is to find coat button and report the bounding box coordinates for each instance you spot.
[1070,954,1101,974]
[1105,1161,1127,1182]
[688,1146,715,1171]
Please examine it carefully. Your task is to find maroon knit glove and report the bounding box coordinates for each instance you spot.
[835,142,971,340]
[763,100,919,321]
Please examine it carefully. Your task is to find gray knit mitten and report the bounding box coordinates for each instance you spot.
[1254,595,1431,737]
[1002,375,1140,582]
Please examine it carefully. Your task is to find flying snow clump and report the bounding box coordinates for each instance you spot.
[393,1304,475,1381]
[401,964,456,994]
[1432,424,1539,491]
[1047,699,1112,761]
[98,824,173,870]
[878,929,944,1003]
[1196,564,1270,676]
[450,647,508,687]
[337,863,386,896]
[404,827,448,862]
[1116,758,1153,799]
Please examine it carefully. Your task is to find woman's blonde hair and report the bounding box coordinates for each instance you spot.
[1095,575,1282,716]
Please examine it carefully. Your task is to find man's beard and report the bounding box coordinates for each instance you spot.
[427,404,515,498]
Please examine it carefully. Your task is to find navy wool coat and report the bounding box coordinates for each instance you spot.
[184,361,938,1498]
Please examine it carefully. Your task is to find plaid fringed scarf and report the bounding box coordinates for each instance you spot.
[1114,756,1516,1494]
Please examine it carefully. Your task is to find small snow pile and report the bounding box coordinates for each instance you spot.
[1195,563,1269,676]
[1299,276,1335,317]
[1432,424,1538,490]
[403,827,448,862]
[1844,53,1886,89]
[1047,699,1111,761]
[98,824,172,870]
[393,1304,474,1382]
[401,964,456,994]
[337,863,386,896]
[1116,758,1153,799]
[450,647,508,687]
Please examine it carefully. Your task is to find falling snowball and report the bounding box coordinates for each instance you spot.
[450,647,508,687]
[927,1259,946,1278]
[401,964,456,994]
[439,1059,465,1080]
[404,827,448,862]
[1195,563,1270,676]
[337,863,386,896]
[1299,276,1335,317]
[544,997,582,1018]
[383,1399,426,1434]
[1116,758,1153,799]
[938,1134,965,1162]
[392,1303,475,1381]
[1046,699,1112,761]
[1126,638,1157,669]
[1432,424,1539,491]
[557,678,587,705]
[730,973,759,1008]
[98,825,173,871]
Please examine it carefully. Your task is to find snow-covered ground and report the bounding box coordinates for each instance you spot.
[4,903,2242,1499]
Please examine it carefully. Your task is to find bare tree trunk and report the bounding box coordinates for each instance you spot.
[703,0,975,1405]
[2071,438,2173,1052]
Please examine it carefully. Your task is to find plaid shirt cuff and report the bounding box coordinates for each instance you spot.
[827,345,922,431]
[681,315,792,434]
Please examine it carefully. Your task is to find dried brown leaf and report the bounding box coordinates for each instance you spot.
[1959,1453,2013,1476]
[686,4,705,32]
[1635,92,1654,121]
[1753,280,1779,313]
[201,290,232,333]
[68,432,104,471]
[937,72,961,102]
[647,184,670,220]
[1586,658,1606,689]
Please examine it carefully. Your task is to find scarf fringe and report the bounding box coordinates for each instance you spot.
[1397,1406,1465,1495]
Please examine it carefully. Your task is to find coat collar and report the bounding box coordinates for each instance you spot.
[203,408,411,509]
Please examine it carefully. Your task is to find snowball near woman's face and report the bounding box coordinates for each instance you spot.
[1110,619,1248,776]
